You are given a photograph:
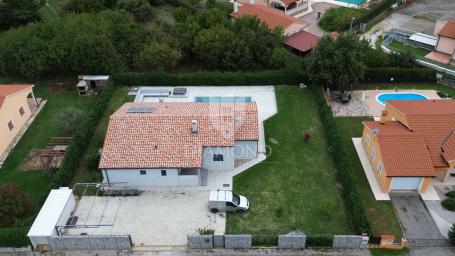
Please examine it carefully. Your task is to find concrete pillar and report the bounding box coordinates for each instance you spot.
[233,0,238,13]
[31,89,39,107]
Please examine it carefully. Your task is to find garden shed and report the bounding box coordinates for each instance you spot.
[27,187,75,250]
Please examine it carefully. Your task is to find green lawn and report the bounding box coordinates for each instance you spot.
[335,117,402,238]
[389,41,430,57]
[0,84,94,223]
[226,86,353,236]
[74,86,133,183]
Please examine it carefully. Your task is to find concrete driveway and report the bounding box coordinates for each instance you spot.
[68,190,225,247]
[390,193,446,245]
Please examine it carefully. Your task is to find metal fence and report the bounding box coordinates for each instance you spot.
[407,239,451,247]
[49,235,132,250]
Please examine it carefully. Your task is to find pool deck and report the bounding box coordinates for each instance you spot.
[330,89,441,118]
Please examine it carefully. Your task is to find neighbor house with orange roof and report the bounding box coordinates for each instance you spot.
[99,102,259,187]
[361,100,455,192]
[426,20,455,65]
[0,84,39,160]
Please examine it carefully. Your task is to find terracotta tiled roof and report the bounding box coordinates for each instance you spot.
[99,102,259,169]
[438,20,455,39]
[284,30,320,53]
[442,130,455,164]
[282,0,298,5]
[363,121,435,177]
[230,4,302,30]
[388,100,455,167]
[378,134,435,177]
[0,84,33,109]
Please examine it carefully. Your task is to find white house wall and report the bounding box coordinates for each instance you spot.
[103,169,181,186]
[202,147,234,171]
[234,141,258,159]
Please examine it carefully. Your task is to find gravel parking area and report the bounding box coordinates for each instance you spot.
[399,0,455,21]
[68,190,225,247]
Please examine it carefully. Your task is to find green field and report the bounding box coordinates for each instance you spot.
[226,86,353,237]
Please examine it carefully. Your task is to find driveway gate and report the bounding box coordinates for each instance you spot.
[213,235,225,248]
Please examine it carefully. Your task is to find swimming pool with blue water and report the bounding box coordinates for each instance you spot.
[376,93,428,105]
[195,97,252,103]
[335,0,366,5]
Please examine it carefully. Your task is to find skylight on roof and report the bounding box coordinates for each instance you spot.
[126,107,155,113]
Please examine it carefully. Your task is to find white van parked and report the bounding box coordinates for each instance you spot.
[208,190,249,213]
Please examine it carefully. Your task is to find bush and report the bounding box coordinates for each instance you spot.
[50,86,115,188]
[64,0,109,13]
[449,225,455,246]
[311,85,371,234]
[111,70,307,87]
[319,7,364,32]
[442,198,455,212]
[362,68,436,83]
[54,107,86,137]
[0,227,28,247]
[118,0,155,22]
[354,0,395,27]
[140,42,182,71]
[0,183,30,227]
[85,149,100,170]
[437,91,451,99]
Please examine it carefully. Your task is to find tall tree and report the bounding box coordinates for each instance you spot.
[0,0,42,30]
[307,33,368,91]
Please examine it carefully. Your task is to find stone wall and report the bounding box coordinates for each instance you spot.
[187,235,213,249]
[278,231,306,249]
[49,235,132,250]
[224,235,252,249]
[332,235,362,249]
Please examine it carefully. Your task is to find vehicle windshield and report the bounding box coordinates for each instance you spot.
[232,193,240,205]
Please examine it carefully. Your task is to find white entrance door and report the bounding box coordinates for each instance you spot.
[390,177,423,191]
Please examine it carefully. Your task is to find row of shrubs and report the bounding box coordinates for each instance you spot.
[49,85,115,188]
[311,85,371,235]
[0,227,29,247]
[354,0,396,28]
[111,70,307,86]
[111,68,436,87]
[362,68,437,83]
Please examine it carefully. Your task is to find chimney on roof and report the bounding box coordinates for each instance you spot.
[191,120,198,134]
[379,111,387,124]
[373,128,379,136]
[233,0,239,13]
[250,0,255,4]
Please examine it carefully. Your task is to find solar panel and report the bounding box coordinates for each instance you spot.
[126,107,155,113]
[173,87,187,95]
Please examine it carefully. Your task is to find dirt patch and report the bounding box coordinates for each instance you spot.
[400,0,455,21]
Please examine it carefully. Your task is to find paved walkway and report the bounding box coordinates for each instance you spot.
[300,2,336,37]
[352,138,390,200]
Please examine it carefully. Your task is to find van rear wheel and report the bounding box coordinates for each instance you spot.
[211,208,219,213]
[236,209,245,213]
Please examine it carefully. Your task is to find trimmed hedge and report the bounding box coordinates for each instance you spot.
[111,70,307,87]
[0,227,28,247]
[49,85,115,188]
[362,68,436,83]
[354,0,395,27]
[311,85,371,235]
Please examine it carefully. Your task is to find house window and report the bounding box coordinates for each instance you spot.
[161,170,167,176]
[365,135,370,146]
[140,170,146,175]
[377,161,383,175]
[7,120,14,131]
[19,106,25,116]
[371,148,376,161]
[213,154,224,161]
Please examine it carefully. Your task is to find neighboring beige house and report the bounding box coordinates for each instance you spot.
[0,84,38,158]
[426,20,455,65]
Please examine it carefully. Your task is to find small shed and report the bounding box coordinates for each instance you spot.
[27,187,75,250]
[77,75,110,96]
[407,33,437,50]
